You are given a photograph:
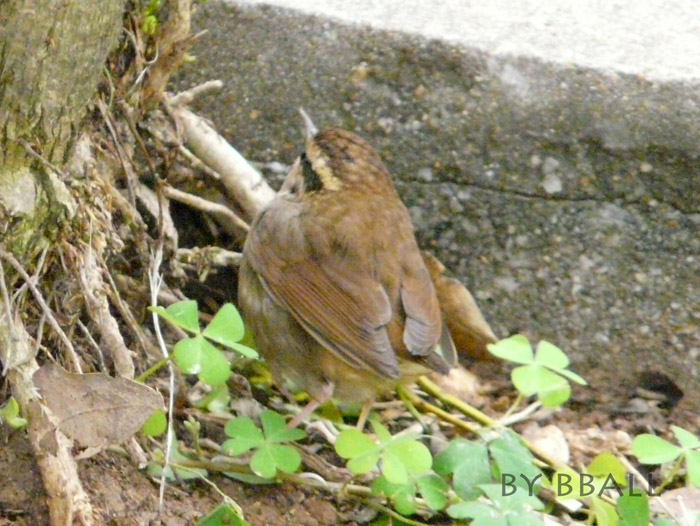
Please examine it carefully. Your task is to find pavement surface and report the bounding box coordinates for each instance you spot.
[176,0,700,408]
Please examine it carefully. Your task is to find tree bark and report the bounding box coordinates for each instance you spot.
[0,1,128,524]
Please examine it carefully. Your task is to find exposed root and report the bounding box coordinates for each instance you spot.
[0,250,82,374]
[65,242,135,379]
[163,185,250,236]
[167,103,275,220]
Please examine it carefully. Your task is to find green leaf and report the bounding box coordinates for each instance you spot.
[172,335,231,386]
[269,444,302,474]
[487,334,534,364]
[672,426,700,450]
[382,449,409,485]
[227,341,259,359]
[685,450,700,488]
[588,452,627,486]
[371,477,417,517]
[223,417,265,455]
[195,383,231,414]
[512,364,571,407]
[534,340,569,369]
[392,484,417,516]
[147,436,207,481]
[386,439,432,476]
[434,439,488,476]
[434,438,491,500]
[447,501,500,522]
[556,367,588,385]
[197,501,250,526]
[416,474,448,510]
[202,303,245,346]
[250,444,278,479]
[370,419,393,443]
[347,451,381,475]
[511,364,540,396]
[490,433,541,492]
[141,409,167,437]
[591,496,619,526]
[618,491,649,526]
[151,300,200,333]
[260,410,306,443]
[453,451,493,500]
[171,336,201,374]
[632,434,682,464]
[0,397,27,429]
[537,374,571,407]
[335,429,378,458]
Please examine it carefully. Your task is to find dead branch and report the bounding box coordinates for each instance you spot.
[163,185,250,235]
[135,182,179,247]
[168,104,275,220]
[169,80,223,106]
[65,243,135,379]
[141,0,199,108]
[176,246,242,268]
[96,252,161,360]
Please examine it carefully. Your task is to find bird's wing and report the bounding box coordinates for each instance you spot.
[244,199,400,379]
[399,249,456,372]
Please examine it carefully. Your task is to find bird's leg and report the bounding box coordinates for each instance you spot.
[286,381,335,429]
[355,399,373,431]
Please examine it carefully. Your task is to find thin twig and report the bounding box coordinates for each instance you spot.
[149,183,175,510]
[119,100,157,175]
[163,185,249,233]
[97,99,137,206]
[178,144,220,180]
[18,139,65,176]
[176,247,242,268]
[11,244,49,305]
[76,320,107,372]
[169,80,224,106]
[0,259,16,375]
[0,249,82,373]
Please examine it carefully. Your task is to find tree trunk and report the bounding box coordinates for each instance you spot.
[0,2,127,524]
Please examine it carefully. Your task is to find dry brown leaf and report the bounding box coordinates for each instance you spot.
[33,363,164,448]
[521,422,571,465]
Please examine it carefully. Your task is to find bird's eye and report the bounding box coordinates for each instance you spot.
[300,152,324,192]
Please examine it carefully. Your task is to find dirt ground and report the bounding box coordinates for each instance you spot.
[1,360,697,526]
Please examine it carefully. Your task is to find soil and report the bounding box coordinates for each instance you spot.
[0,428,347,526]
[1,360,697,526]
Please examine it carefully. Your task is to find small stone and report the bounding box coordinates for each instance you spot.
[639,161,653,173]
[542,156,560,174]
[542,173,563,194]
[417,167,433,182]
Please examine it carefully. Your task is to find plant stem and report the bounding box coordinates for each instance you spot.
[136,356,171,383]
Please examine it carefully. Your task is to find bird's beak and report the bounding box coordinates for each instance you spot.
[299,108,318,140]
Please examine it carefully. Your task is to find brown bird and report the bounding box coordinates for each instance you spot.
[238,111,456,427]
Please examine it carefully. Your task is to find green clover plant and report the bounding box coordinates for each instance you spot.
[632,426,700,489]
[0,397,27,430]
[150,300,257,386]
[222,410,306,479]
[488,334,586,407]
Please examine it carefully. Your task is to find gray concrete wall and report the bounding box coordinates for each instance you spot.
[175,0,700,407]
